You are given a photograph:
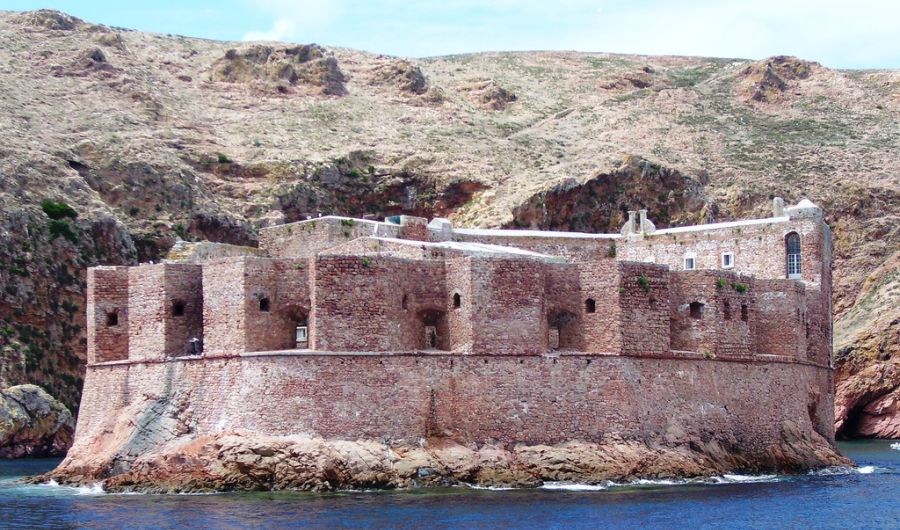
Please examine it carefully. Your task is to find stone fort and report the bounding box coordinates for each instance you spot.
[73,197,837,456]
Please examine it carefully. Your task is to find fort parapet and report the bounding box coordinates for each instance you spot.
[61,198,844,490]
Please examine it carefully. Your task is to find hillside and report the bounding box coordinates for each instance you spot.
[0,10,897,434]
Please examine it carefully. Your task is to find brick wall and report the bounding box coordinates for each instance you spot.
[72,353,837,455]
[617,217,827,291]
[86,267,130,364]
[260,217,400,258]
[753,279,807,359]
[619,262,671,356]
[202,259,248,355]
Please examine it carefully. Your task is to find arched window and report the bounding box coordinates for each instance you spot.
[585,298,596,313]
[453,293,461,308]
[786,232,802,279]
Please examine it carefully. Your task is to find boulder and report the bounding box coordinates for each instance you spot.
[0,384,74,458]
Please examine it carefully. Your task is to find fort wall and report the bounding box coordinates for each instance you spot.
[72,353,836,455]
[86,266,130,364]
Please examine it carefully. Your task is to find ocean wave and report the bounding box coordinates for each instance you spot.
[465,484,520,491]
[540,473,782,491]
[808,465,880,476]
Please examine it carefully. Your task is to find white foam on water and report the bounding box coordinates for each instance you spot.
[711,474,780,484]
[809,465,881,476]
[540,482,610,491]
[465,483,519,491]
[890,442,900,451]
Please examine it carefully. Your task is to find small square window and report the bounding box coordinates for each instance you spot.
[683,256,696,271]
[722,252,735,269]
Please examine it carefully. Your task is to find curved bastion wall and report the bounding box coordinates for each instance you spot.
[69,352,835,459]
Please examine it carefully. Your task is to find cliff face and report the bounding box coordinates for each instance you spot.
[0,10,898,436]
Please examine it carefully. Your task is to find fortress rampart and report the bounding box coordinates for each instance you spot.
[60,199,843,489]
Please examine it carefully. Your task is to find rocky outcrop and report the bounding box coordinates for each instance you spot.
[834,251,900,439]
[210,44,347,96]
[0,384,74,458]
[463,79,517,110]
[739,56,816,103]
[508,156,708,232]
[370,59,429,95]
[43,424,848,493]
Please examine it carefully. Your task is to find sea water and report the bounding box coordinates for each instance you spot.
[0,440,897,529]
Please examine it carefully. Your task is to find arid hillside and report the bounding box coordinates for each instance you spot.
[0,10,897,433]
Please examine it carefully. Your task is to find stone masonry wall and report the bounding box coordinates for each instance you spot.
[619,262,671,356]
[202,259,248,355]
[312,255,446,351]
[753,279,807,360]
[73,354,837,456]
[86,267,130,364]
[260,218,400,259]
[617,217,826,290]
[668,271,753,358]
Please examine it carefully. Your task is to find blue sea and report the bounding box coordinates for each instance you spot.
[0,440,897,529]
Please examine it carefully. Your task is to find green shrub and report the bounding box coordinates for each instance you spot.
[41,199,78,220]
[216,153,231,164]
[48,219,79,243]
[607,243,617,258]
[340,219,356,227]
[731,282,748,294]
[637,275,651,292]
[361,257,370,267]
[716,278,727,289]
[173,223,188,239]
[702,350,715,359]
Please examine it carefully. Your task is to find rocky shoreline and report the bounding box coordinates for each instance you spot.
[40,423,850,493]
[0,385,74,459]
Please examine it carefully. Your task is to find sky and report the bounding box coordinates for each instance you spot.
[4,1,899,69]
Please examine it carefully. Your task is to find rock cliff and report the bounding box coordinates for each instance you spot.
[0,384,74,458]
[0,10,897,439]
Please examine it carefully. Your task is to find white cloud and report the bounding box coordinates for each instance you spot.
[242,0,342,42]
[243,18,296,41]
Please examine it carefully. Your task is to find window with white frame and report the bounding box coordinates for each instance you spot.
[683,254,696,271]
[722,252,735,269]
[786,232,802,279]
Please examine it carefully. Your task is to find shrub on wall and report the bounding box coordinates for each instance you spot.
[637,275,651,292]
[41,199,78,220]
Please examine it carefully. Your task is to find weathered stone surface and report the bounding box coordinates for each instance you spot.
[0,385,74,458]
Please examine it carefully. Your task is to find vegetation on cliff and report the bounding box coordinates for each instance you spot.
[0,10,897,437]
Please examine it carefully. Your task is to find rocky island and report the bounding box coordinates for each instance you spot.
[44,200,850,492]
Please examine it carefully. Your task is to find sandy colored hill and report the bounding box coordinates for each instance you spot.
[0,10,897,434]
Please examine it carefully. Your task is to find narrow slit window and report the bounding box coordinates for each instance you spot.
[723,300,732,320]
[453,293,461,308]
[259,297,270,312]
[402,294,408,310]
[585,298,596,313]
[172,301,185,317]
[741,303,749,322]
[106,310,119,327]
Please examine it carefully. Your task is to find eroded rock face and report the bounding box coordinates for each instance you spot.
[371,59,429,95]
[0,385,74,458]
[44,425,849,493]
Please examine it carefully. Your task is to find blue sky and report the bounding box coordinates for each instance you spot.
[5,1,899,68]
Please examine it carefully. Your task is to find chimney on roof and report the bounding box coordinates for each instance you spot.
[773,197,785,217]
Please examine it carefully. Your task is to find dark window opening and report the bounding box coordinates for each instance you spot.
[649,296,658,309]
[689,302,704,319]
[453,293,461,308]
[259,297,270,312]
[548,326,560,350]
[741,303,749,322]
[172,301,185,317]
[425,325,438,349]
[402,294,408,310]
[786,232,802,278]
[585,298,596,313]
[723,300,732,320]
[106,310,119,327]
